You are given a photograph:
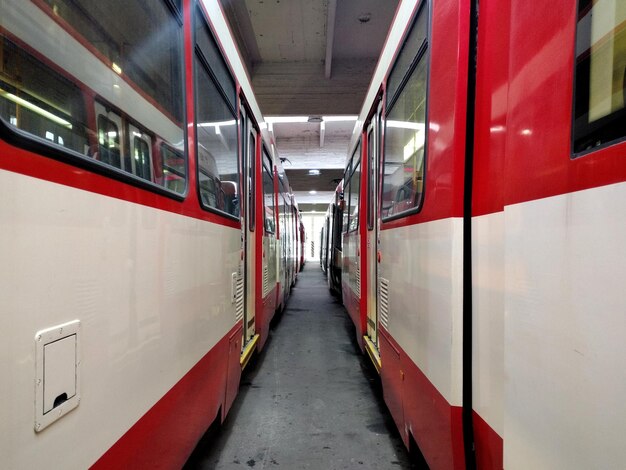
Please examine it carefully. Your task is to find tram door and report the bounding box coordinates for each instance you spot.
[366,100,382,347]
[240,107,257,346]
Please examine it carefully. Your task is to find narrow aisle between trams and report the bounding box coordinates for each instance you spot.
[185,265,418,470]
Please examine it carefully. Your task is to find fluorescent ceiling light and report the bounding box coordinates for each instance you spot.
[322,115,358,122]
[198,120,236,128]
[0,88,72,129]
[265,116,309,123]
[308,169,320,175]
[387,120,425,131]
[265,115,358,124]
[309,190,317,195]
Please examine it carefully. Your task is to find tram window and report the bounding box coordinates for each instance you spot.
[195,5,236,110]
[262,151,276,234]
[348,158,361,232]
[0,37,89,154]
[195,18,239,218]
[573,0,626,154]
[0,0,186,196]
[367,128,375,230]
[342,176,351,233]
[133,137,152,181]
[97,116,121,169]
[382,5,429,220]
[387,6,428,108]
[41,0,184,124]
[159,144,186,193]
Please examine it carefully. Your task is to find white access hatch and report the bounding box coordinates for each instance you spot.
[35,320,80,432]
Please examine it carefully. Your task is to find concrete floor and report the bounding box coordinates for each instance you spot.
[185,264,416,470]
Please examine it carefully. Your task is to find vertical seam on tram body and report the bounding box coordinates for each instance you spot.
[463,0,479,468]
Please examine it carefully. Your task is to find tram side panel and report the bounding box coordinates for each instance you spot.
[256,149,278,350]
[375,0,470,468]
[469,0,509,467]
[501,1,626,467]
[342,143,364,343]
[0,0,279,467]
[327,184,344,296]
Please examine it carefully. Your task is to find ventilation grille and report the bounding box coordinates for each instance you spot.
[235,271,244,322]
[379,277,390,329]
[355,265,361,298]
[263,264,269,297]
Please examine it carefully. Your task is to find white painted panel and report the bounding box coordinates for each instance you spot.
[379,217,464,406]
[504,182,626,469]
[0,170,240,468]
[472,212,505,437]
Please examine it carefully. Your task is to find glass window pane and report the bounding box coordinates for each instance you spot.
[349,160,361,232]
[133,137,151,181]
[382,58,428,219]
[387,8,428,107]
[573,0,626,153]
[367,128,375,230]
[195,5,236,110]
[0,0,186,193]
[159,144,186,193]
[97,116,121,168]
[262,152,275,233]
[195,58,239,217]
[342,177,350,233]
[41,0,184,123]
[0,36,90,154]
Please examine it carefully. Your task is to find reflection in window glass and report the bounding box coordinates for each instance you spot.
[159,144,186,193]
[382,59,428,218]
[262,153,275,233]
[0,36,89,154]
[41,0,184,122]
[97,116,121,168]
[387,10,428,107]
[342,177,350,234]
[367,127,375,230]
[195,21,238,217]
[133,137,152,181]
[0,0,186,193]
[573,0,626,153]
[349,160,361,232]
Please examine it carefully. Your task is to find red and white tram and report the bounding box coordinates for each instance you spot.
[0,0,300,467]
[331,0,626,468]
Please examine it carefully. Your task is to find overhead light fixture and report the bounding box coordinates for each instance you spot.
[322,115,358,122]
[309,190,317,195]
[0,88,72,129]
[112,62,122,75]
[265,115,357,123]
[308,169,320,175]
[265,116,309,123]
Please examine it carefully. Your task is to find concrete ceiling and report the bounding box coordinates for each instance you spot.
[220,0,399,212]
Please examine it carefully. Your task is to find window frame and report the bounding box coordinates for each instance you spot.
[381,0,431,222]
[341,158,352,234]
[0,0,188,200]
[262,147,276,234]
[347,141,362,233]
[193,4,240,220]
[571,0,626,157]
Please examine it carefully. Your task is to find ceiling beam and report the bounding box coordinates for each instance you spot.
[324,0,337,79]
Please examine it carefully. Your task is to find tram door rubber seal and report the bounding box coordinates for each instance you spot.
[462,0,479,468]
